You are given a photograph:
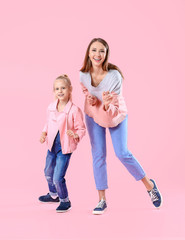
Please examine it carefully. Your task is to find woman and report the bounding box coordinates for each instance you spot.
[80,38,162,214]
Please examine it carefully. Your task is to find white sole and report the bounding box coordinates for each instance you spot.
[39,200,59,204]
[56,207,72,213]
[92,208,107,215]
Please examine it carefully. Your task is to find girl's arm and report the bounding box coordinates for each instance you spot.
[71,107,86,142]
[67,130,79,141]
[40,107,49,143]
[40,132,47,143]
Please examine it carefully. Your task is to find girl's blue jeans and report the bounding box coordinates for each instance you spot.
[44,132,72,200]
[85,114,146,190]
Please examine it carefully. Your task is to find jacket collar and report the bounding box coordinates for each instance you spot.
[48,99,73,114]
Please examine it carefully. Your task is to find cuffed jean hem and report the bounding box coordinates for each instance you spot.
[96,185,108,190]
[49,191,58,197]
[135,173,146,181]
[59,196,69,202]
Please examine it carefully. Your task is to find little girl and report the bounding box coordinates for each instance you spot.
[39,74,86,213]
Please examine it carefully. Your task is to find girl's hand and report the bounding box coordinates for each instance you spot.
[87,95,97,106]
[102,91,113,110]
[67,130,79,141]
[40,132,47,143]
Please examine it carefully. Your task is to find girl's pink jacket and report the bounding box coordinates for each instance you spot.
[42,100,86,154]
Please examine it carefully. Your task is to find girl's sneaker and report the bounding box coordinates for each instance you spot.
[56,201,71,213]
[38,193,59,203]
[92,199,107,215]
[148,179,162,208]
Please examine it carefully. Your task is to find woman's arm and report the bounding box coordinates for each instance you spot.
[80,82,98,106]
[102,72,122,117]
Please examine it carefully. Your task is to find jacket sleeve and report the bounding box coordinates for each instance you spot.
[73,107,86,142]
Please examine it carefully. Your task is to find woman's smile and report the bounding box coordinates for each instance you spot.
[93,57,102,62]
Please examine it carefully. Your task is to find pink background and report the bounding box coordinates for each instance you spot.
[0,0,185,239]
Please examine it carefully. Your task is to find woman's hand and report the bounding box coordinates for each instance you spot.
[87,95,97,106]
[102,91,113,110]
[67,130,79,141]
[40,132,47,143]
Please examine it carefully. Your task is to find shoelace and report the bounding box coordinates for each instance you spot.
[149,189,159,202]
[95,199,105,209]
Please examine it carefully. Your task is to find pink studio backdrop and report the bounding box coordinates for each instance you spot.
[0,0,185,239]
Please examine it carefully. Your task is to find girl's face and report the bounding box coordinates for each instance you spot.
[89,41,107,68]
[54,79,71,102]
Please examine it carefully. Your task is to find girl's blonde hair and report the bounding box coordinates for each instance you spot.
[53,74,72,89]
[53,74,72,100]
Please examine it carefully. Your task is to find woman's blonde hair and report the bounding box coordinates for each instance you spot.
[80,38,124,79]
[53,74,72,100]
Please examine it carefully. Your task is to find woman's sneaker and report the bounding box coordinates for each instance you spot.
[92,199,107,215]
[56,201,71,213]
[38,193,59,203]
[148,179,162,208]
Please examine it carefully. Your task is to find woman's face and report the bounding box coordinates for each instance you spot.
[89,41,107,68]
